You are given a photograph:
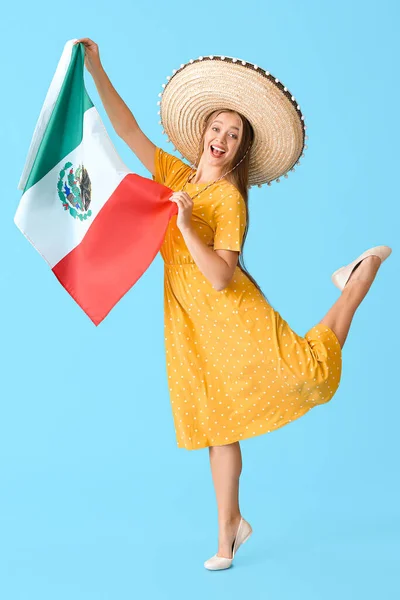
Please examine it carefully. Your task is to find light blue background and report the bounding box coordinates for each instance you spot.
[0,1,398,598]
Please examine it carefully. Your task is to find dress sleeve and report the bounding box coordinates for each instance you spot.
[152,146,189,186]
[213,188,247,252]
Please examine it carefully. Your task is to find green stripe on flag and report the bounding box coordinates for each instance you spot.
[23,43,93,193]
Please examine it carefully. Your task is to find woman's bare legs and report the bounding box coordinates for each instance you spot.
[318,255,382,349]
[207,255,384,559]
[208,441,243,558]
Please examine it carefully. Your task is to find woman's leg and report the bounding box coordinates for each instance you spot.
[208,441,243,558]
[318,255,382,348]
[205,258,383,557]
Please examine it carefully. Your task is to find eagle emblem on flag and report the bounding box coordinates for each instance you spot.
[57,162,92,220]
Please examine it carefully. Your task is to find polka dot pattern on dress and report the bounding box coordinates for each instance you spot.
[152,147,343,450]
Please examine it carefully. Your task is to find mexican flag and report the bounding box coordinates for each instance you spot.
[15,40,176,325]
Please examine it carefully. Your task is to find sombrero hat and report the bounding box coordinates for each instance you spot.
[157,55,308,187]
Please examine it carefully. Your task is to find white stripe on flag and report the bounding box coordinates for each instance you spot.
[14,106,131,268]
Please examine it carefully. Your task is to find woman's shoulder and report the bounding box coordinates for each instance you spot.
[153,147,192,187]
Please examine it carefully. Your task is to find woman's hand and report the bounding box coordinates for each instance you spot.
[73,38,102,75]
[169,191,194,231]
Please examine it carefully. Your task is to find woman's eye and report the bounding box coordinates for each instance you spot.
[212,126,237,139]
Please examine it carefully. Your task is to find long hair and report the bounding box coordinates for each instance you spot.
[196,109,271,305]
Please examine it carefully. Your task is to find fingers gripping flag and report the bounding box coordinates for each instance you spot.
[15,40,177,326]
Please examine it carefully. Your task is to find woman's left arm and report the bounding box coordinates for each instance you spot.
[169,191,237,291]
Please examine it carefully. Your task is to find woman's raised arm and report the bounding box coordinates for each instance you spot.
[74,38,157,176]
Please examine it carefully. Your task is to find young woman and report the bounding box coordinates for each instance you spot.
[74,38,392,570]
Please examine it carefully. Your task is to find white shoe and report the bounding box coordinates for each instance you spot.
[331,245,392,291]
[204,517,253,571]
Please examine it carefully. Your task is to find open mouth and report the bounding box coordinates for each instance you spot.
[210,145,226,158]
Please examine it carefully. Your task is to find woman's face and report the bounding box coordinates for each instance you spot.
[202,112,243,168]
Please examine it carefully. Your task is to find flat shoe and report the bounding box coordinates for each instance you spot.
[331,245,392,291]
[204,517,253,571]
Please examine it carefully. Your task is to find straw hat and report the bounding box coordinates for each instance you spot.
[157,55,308,188]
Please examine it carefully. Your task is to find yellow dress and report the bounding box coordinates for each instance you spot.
[153,146,342,450]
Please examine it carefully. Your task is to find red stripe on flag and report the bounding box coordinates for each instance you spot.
[52,173,176,325]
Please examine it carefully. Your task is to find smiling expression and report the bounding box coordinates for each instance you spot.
[202,111,243,168]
